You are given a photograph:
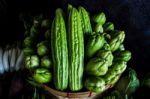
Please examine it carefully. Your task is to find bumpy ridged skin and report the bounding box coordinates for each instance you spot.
[111,61,127,75]
[86,34,105,58]
[109,31,125,52]
[94,23,103,33]
[96,50,113,67]
[51,8,68,91]
[103,22,114,32]
[78,6,92,34]
[92,12,106,25]
[68,8,84,91]
[114,50,132,62]
[85,57,108,76]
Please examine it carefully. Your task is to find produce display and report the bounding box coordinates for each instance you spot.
[22,14,52,84]
[22,4,133,95]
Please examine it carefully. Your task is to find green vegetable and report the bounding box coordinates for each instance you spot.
[96,50,113,67]
[23,47,34,56]
[68,4,73,12]
[103,33,111,41]
[118,44,125,51]
[23,36,34,47]
[105,75,120,85]
[114,50,132,62]
[37,41,49,56]
[103,61,127,85]
[78,6,92,34]
[103,22,114,32]
[110,31,125,43]
[115,68,140,96]
[92,12,106,25]
[41,56,52,68]
[37,45,48,56]
[51,8,69,91]
[33,68,52,84]
[68,8,84,91]
[25,55,39,69]
[111,61,127,75]
[102,42,111,50]
[30,25,39,38]
[94,23,103,33]
[109,39,121,52]
[41,19,50,28]
[104,69,117,79]
[85,77,105,93]
[85,57,108,76]
[86,34,105,58]
[103,69,118,85]
[109,31,125,52]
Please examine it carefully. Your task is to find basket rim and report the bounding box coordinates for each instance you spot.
[41,74,121,98]
[41,84,112,98]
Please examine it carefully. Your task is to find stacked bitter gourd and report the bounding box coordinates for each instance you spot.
[23,4,132,93]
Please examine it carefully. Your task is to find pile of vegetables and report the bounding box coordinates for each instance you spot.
[22,14,52,84]
[0,43,24,74]
[23,4,132,94]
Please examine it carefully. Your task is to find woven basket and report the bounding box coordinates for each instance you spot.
[41,74,121,99]
[41,84,113,99]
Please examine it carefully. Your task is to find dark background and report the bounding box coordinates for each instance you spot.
[0,0,150,98]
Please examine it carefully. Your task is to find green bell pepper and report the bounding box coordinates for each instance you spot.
[33,68,52,84]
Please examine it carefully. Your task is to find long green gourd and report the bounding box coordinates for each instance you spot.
[51,8,68,91]
[78,6,92,34]
[68,8,84,91]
